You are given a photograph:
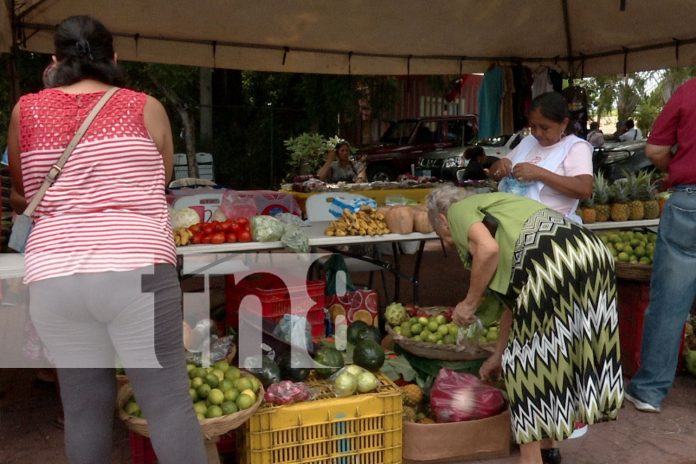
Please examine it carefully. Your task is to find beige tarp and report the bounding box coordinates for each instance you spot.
[3,0,696,76]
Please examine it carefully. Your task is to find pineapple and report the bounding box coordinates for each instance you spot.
[610,181,630,222]
[580,195,596,224]
[626,173,645,220]
[639,172,660,219]
[594,172,611,222]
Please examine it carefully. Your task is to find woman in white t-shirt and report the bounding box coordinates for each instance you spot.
[489,91,593,223]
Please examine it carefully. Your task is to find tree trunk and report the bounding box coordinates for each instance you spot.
[148,74,199,179]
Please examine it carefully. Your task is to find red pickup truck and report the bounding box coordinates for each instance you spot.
[358,115,479,181]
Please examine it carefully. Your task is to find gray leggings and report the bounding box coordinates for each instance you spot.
[30,264,206,464]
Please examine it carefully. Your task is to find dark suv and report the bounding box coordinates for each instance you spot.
[593,140,653,181]
[357,115,479,181]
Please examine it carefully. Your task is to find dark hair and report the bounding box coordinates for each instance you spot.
[335,141,351,153]
[625,119,635,129]
[528,92,569,123]
[464,145,485,160]
[589,121,599,130]
[50,15,124,87]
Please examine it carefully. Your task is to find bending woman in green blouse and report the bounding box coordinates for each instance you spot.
[426,185,623,464]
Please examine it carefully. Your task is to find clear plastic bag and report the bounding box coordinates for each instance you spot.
[272,314,313,352]
[430,368,506,422]
[281,225,310,253]
[263,380,312,405]
[252,215,286,242]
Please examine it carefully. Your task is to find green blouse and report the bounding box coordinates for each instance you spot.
[447,192,546,294]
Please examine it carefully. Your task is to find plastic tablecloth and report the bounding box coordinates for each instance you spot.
[284,188,433,216]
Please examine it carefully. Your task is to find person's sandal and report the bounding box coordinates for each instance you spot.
[541,447,562,464]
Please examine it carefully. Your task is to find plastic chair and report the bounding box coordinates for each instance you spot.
[305,192,391,304]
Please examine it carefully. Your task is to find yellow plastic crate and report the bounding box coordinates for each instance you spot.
[239,373,403,464]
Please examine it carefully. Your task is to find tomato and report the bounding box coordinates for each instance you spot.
[210,232,225,244]
[190,233,203,245]
[230,222,241,232]
[201,234,213,244]
[189,223,203,234]
[202,223,216,235]
[237,230,252,242]
[236,217,249,227]
[221,219,235,232]
[225,232,237,243]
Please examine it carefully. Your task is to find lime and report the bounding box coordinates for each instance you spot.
[124,400,141,417]
[186,363,196,374]
[410,323,423,335]
[241,389,257,403]
[196,412,206,421]
[437,325,450,336]
[448,324,459,337]
[205,374,220,389]
[427,333,439,343]
[634,246,646,257]
[412,335,422,342]
[213,360,230,372]
[220,379,234,392]
[224,388,239,402]
[221,401,238,415]
[188,388,198,402]
[236,393,255,410]
[417,316,429,326]
[208,388,225,405]
[435,314,447,325]
[248,376,261,393]
[427,320,439,332]
[211,369,225,382]
[443,334,456,344]
[193,401,208,415]
[224,367,241,381]
[190,377,204,389]
[193,367,207,379]
[235,377,253,392]
[197,384,211,399]
[205,405,223,419]
[618,252,630,262]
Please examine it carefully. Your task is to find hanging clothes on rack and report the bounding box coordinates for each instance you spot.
[477,64,505,139]
[512,65,533,132]
[531,66,554,98]
[562,85,589,138]
[502,66,516,134]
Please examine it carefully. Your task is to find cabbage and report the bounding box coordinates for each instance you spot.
[252,215,285,242]
[171,207,201,229]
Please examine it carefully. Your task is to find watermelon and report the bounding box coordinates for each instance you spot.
[347,321,371,345]
[353,339,386,372]
[314,346,345,378]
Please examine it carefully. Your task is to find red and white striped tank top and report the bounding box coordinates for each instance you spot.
[19,88,176,283]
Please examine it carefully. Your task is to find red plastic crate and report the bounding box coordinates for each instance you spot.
[129,430,237,463]
[225,273,325,338]
[617,280,685,378]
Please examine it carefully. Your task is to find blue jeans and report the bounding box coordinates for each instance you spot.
[626,190,696,407]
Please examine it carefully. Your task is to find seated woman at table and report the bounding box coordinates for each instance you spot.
[488,92,593,223]
[317,141,367,183]
[461,145,488,181]
[426,185,622,464]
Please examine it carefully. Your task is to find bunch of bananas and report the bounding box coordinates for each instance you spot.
[174,227,194,246]
[324,207,390,237]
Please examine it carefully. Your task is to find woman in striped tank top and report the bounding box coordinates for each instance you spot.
[7,16,206,463]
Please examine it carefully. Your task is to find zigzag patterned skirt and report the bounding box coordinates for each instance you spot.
[501,209,623,444]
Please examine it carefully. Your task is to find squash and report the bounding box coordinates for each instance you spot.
[384,206,414,234]
[412,206,434,233]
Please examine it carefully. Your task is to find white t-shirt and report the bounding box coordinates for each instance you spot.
[619,127,643,141]
[505,136,593,216]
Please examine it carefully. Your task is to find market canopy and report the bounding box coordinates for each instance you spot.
[3,0,696,76]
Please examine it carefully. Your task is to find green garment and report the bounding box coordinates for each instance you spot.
[447,192,545,294]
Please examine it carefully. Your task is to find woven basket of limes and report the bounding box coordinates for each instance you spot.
[118,362,263,440]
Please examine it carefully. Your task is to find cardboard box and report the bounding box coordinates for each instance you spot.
[403,409,511,463]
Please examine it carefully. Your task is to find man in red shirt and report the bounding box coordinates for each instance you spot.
[625,78,696,414]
